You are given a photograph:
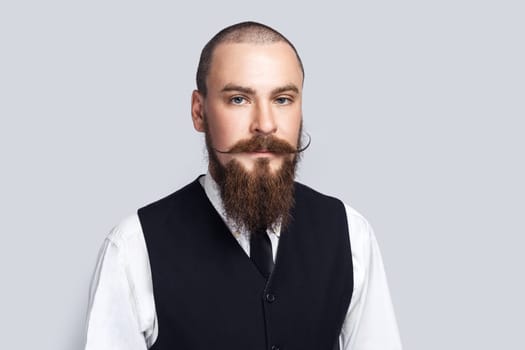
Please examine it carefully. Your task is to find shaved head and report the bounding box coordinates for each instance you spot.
[196,21,304,96]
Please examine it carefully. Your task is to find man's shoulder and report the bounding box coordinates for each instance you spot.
[106,213,143,248]
[104,177,203,246]
[294,181,372,232]
[139,176,203,212]
[293,181,343,205]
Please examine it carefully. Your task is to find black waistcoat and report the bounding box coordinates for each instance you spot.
[138,176,353,350]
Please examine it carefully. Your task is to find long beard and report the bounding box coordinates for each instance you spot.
[205,129,300,234]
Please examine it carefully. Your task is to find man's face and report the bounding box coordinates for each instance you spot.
[192,41,303,173]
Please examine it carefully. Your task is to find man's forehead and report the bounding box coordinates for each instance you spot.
[206,42,304,92]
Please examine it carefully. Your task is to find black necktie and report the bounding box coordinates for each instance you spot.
[250,229,274,279]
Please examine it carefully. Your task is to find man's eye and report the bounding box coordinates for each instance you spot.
[275,97,292,105]
[230,96,246,105]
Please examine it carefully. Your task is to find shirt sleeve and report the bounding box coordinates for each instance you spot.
[339,204,402,350]
[84,235,149,350]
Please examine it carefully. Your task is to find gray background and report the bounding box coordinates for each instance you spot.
[1,0,523,349]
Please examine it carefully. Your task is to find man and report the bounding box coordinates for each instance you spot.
[84,21,402,350]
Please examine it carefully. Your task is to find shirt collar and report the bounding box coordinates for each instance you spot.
[199,172,281,237]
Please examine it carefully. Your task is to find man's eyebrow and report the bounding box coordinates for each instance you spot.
[220,84,300,96]
[221,84,256,95]
[271,84,299,95]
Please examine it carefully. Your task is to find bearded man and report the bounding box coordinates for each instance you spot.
[84,22,402,350]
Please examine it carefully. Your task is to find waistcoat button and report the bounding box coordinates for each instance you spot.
[271,345,280,350]
[265,293,276,303]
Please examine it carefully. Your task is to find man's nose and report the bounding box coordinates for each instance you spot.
[251,103,277,135]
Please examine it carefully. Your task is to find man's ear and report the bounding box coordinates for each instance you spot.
[191,90,205,133]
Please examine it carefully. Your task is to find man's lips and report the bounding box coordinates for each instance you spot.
[217,135,298,155]
[245,149,276,155]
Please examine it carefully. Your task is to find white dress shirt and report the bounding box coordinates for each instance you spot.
[84,174,402,350]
